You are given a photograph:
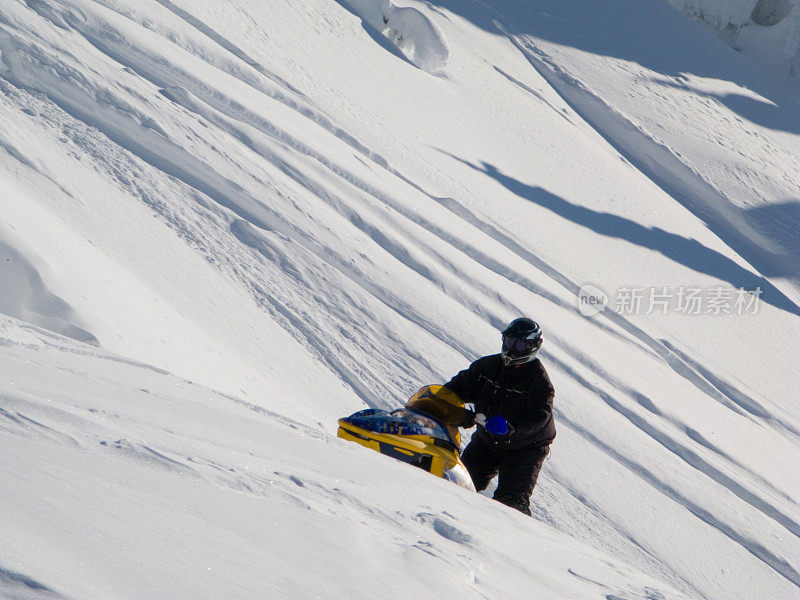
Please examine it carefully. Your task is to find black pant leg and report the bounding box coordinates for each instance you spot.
[461,436,498,492]
[493,445,550,515]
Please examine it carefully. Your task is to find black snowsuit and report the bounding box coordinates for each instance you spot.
[445,354,555,515]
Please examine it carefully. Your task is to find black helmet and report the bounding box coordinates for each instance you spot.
[500,318,543,366]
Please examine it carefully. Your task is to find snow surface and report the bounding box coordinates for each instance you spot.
[0,0,799,599]
[667,0,800,85]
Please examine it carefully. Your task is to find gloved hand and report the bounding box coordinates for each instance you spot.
[480,415,514,445]
[459,409,477,428]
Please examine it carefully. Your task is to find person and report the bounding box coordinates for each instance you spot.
[444,317,555,515]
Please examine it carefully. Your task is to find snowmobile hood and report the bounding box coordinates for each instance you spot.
[405,385,470,428]
[337,387,476,492]
[337,414,475,491]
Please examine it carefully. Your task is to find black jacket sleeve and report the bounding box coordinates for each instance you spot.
[443,359,481,405]
[511,361,555,439]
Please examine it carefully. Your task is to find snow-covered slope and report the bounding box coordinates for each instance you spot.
[667,0,800,85]
[1,316,695,600]
[1,1,798,599]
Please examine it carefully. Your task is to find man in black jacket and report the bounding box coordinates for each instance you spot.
[445,318,555,515]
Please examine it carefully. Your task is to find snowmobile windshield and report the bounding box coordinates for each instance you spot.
[341,408,454,444]
[389,409,453,442]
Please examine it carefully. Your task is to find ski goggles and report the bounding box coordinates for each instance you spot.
[502,335,538,353]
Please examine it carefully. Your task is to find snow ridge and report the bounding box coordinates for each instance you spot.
[341,0,449,75]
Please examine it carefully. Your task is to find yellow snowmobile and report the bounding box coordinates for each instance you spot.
[337,385,475,491]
